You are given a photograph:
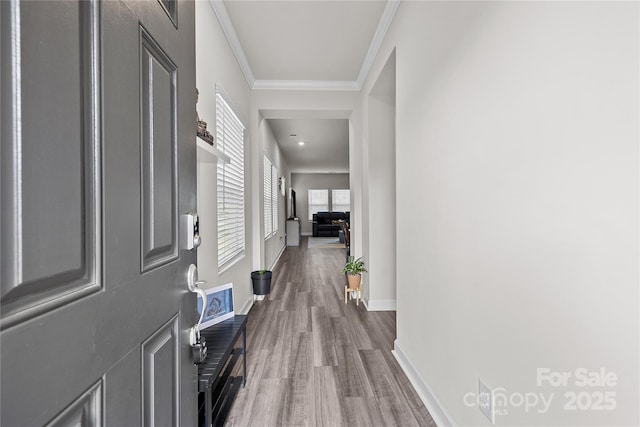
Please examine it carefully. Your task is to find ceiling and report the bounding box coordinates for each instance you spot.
[213,0,398,172]
[267,119,350,173]
[223,0,388,84]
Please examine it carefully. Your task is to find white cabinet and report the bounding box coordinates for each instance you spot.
[286,219,300,246]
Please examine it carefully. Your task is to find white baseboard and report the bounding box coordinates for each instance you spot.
[269,244,286,271]
[363,298,396,311]
[392,340,456,427]
[238,294,254,315]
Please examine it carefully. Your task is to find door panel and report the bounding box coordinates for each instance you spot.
[142,315,180,427]
[0,0,101,330]
[140,27,179,272]
[46,380,103,427]
[159,0,178,26]
[0,0,197,425]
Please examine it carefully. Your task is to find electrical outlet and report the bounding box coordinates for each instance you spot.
[479,379,495,424]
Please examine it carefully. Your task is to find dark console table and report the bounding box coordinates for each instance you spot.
[197,315,247,427]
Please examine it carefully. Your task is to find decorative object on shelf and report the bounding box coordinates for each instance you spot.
[342,256,366,290]
[251,269,272,295]
[196,88,215,145]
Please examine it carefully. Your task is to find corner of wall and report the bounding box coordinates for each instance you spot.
[363,298,396,311]
[269,243,286,271]
[393,340,456,427]
[238,294,254,315]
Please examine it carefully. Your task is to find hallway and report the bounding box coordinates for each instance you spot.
[226,238,435,426]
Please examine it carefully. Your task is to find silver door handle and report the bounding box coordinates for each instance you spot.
[187,264,207,345]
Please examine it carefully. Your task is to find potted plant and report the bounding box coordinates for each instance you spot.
[342,256,367,290]
[251,269,272,295]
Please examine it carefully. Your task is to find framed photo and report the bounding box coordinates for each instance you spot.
[196,283,234,330]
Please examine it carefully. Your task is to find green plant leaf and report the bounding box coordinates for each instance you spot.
[341,256,367,275]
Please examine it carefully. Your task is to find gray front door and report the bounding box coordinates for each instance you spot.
[1,0,197,425]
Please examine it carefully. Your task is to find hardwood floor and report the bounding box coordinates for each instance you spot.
[225,237,435,426]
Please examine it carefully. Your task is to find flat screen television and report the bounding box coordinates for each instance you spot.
[288,188,297,219]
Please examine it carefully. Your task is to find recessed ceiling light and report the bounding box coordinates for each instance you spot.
[298,141,305,146]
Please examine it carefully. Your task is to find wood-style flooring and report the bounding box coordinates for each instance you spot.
[225,237,435,426]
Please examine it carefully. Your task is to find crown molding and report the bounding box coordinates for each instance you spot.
[253,80,360,91]
[208,0,255,88]
[209,0,400,92]
[356,0,400,89]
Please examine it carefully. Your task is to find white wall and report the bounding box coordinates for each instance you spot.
[290,173,350,235]
[361,1,639,425]
[261,119,291,269]
[195,1,255,314]
[365,54,396,310]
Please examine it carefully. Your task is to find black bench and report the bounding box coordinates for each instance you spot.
[197,315,247,427]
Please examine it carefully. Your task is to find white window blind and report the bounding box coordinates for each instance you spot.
[264,155,279,239]
[332,189,350,212]
[216,93,245,270]
[272,164,278,233]
[264,155,273,238]
[308,189,328,220]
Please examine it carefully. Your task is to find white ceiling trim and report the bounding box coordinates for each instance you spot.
[253,80,359,91]
[208,0,255,87]
[356,0,400,89]
[208,0,399,92]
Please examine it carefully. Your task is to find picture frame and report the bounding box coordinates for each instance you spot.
[196,283,234,330]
